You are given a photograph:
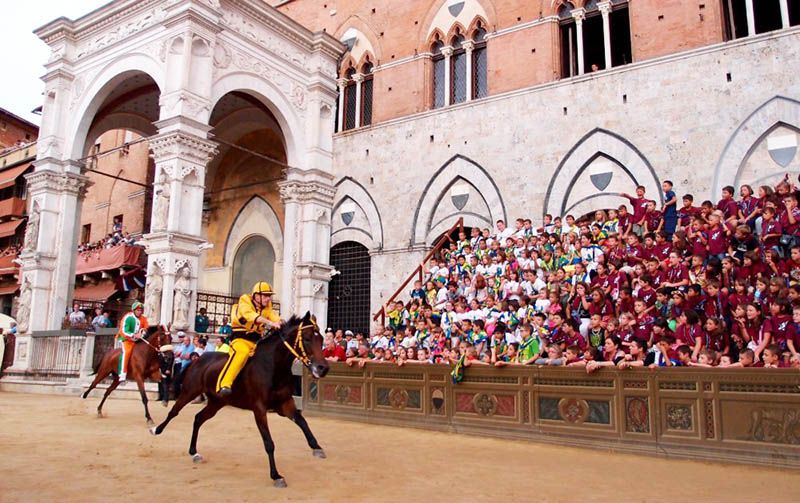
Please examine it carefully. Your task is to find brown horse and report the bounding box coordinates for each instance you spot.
[150,312,329,488]
[83,325,174,425]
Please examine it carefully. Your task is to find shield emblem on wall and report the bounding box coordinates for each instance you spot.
[767,133,798,168]
[589,160,614,191]
[448,0,465,17]
[450,184,470,210]
[340,202,356,226]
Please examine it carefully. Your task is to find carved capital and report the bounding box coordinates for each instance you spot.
[441,46,454,58]
[598,1,613,16]
[149,131,218,167]
[571,8,586,23]
[278,179,336,206]
[352,73,365,84]
[24,170,92,199]
[462,40,475,52]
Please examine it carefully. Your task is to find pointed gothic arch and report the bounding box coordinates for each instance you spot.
[713,96,800,196]
[411,154,506,245]
[331,176,384,250]
[544,128,662,218]
[223,196,284,268]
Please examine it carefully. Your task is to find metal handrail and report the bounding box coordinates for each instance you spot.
[372,217,464,326]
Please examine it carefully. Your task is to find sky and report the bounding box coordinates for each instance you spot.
[1,1,109,125]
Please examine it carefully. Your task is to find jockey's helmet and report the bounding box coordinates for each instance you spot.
[132,300,144,312]
[251,281,275,297]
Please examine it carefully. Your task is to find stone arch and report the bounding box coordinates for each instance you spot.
[83,112,158,157]
[223,196,284,269]
[411,154,506,245]
[210,72,303,168]
[335,16,383,64]
[544,128,662,218]
[419,0,497,51]
[713,96,800,197]
[67,53,165,161]
[331,177,384,250]
[231,235,276,297]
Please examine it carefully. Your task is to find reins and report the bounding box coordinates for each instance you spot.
[278,320,317,369]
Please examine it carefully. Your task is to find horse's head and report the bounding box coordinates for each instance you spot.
[145,325,175,376]
[293,311,329,379]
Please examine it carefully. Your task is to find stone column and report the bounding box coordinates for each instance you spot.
[599,1,612,70]
[141,123,217,331]
[12,168,90,370]
[352,73,364,129]
[336,78,347,132]
[442,46,454,106]
[278,170,336,327]
[780,0,790,29]
[463,40,475,101]
[745,0,756,36]
[572,8,586,76]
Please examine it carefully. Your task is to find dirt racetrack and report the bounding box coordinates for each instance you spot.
[0,391,796,502]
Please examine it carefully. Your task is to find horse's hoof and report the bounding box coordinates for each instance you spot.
[147,419,155,427]
[162,401,168,408]
[313,449,327,459]
[191,453,204,464]
[148,427,157,436]
[273,478,287,488]
[96,411,103,418]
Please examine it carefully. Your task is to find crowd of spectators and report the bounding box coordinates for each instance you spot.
[77,218,139,253]
[328,177,800,376]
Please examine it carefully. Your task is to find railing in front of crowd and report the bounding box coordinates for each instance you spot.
[372,217,464,326]
[304,362,800,469]
[26,330,85,382]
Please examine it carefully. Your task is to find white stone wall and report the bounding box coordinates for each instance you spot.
[330,29,800,321]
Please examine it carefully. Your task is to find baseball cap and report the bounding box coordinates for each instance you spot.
[345,330,354,336]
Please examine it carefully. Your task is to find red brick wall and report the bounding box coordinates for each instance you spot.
[0,113,38,150]
[276,0,729,124]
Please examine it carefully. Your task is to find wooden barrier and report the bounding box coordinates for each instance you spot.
[303,363,800,468]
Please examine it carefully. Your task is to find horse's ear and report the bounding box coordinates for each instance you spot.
[303,311,311,322]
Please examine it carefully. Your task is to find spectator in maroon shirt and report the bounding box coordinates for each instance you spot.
[663,251,690,290]
[705,212,729,260]
[621,185,649,235]
[739,184,760,227]
[677,194,700,231]
[643,200,663,234]
[780,194,800,239]
[617,205,633,236]
[760,206,782,252]
[717,185,740,224]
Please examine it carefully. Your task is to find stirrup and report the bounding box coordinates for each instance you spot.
[218,387,232,396]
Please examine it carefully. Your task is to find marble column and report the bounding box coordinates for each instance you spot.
[442,46,454,106]
[463,40,475,101]
[353,73,365,129]
[572,8,587,76]
[599,1,613,70]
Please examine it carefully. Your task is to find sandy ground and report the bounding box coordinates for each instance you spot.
[0,392,795,502]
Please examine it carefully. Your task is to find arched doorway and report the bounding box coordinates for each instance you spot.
[231,236,276,297]
[327,241,371,334]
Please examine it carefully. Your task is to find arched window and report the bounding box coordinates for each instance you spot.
[231,236,276,298]
[559,2,578,78]
[327,241,371,335]
[432,39,445,109]
[451,34,467,105]
[343,67,357,131]
[723,0,796,40]
[361,62,374,127]
[559,0,632,77]
[472,24,488,100]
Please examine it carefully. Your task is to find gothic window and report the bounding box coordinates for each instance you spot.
[432,39,445,109]
[361,62,374,127]
[327,241,371,335]
[559,3,579,78]
[609,2,632,68]
[343,67,357,131]
[724,0,795,40]
[451,34,467,104]
[472,25,488,99]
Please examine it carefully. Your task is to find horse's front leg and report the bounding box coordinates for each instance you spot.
[278,399,324,458]
[253,404,285,487]
[135,376,153,425]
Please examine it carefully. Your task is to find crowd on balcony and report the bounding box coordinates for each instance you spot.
[77,220,139,253]
[331,176,800,374]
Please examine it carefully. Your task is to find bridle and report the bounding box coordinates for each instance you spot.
[138,326,172,356]
[280,320,319,369]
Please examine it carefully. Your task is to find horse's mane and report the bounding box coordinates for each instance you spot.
[144,325,164,341]
[255,315,304,348]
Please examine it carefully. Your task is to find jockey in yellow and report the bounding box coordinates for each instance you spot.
[216,281,282,396]
[117,300,148,383]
